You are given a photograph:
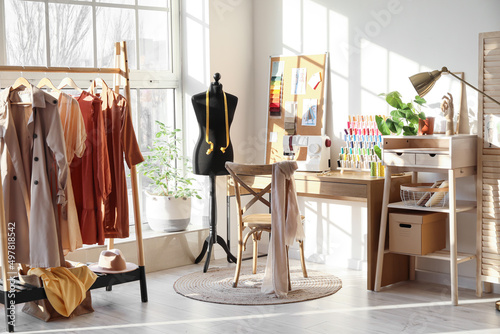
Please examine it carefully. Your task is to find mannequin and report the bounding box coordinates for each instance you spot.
[192,73,238,272]
[192,73,238,175]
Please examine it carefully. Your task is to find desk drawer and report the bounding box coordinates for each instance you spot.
[415,153,450,167]
[294,179,366,198]
[383,152,415,166]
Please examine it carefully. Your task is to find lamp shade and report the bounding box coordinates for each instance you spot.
[409,69,444,97]
[409,66,500,106]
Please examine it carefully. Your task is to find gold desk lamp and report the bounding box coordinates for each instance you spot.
[409,66,500,105]
[411,67,500,311]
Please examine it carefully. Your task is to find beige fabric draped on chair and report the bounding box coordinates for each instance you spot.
[225,161,307,297]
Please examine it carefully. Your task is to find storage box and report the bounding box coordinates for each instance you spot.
[389,211,447,255]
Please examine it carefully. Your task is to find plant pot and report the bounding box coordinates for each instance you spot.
[145,191,191,232]
[418,117,435,135]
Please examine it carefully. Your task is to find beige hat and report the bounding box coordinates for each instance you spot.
[88,249,138,274]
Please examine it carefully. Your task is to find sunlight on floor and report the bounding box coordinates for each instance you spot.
[17,297,500,333]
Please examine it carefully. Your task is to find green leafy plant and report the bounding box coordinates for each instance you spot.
[137,121,201,199]
[376,91,427,136]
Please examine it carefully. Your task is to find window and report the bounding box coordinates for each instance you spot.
[0,0,182,228]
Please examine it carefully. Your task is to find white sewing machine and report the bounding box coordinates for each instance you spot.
[283,135,331,172]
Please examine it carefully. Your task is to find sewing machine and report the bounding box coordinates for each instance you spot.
[283,135,331,172]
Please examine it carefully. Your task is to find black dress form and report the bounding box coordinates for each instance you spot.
[192,73,237,272]
[192,74,238,175]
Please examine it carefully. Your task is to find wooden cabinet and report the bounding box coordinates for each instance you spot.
[374,134,478,306]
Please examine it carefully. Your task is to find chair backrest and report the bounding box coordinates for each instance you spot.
[225,162,273,217]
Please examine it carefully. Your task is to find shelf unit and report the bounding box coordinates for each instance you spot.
[387,200,476,213]
[374,134,478,306]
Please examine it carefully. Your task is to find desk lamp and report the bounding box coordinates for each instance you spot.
[409,66,500,106]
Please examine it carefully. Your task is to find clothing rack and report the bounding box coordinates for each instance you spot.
[0,41,147,332]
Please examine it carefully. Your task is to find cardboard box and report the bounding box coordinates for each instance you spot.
[389,211,447,255]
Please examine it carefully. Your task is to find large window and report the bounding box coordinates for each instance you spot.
[0,0,182,228]
[2,0,175,70]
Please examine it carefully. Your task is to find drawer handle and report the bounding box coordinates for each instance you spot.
[429,154,436,157]
[396,153,403,156]
[399,223,412,229]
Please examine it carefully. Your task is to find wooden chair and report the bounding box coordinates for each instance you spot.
[225,162,307,288]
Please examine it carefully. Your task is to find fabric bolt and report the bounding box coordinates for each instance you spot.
[72,91,111,245]
[89,82,143,239]
[0,85,68,268]
[28,266,97,317]
[53,92,85,254]
[262,161,304,298]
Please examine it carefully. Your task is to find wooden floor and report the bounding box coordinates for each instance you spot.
[5,259,500,334]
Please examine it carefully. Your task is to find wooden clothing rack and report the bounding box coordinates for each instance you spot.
[0,41,147,332]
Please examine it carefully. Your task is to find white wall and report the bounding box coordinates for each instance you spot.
[208,0,255,259]
[209,0,254,159]
[252,0,500,160]
[248,0,500,287]
[182,0,254,259]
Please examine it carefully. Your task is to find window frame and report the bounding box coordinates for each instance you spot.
[0,0,180,80]
[0,0,6,65]
[0,0,183,143]
[0,0,185,228]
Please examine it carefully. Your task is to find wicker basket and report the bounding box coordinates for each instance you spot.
[400,183,449,207]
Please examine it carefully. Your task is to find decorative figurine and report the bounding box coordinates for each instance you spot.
[441,93,454,135]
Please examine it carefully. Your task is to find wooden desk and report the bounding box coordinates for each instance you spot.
[228,170,412,290]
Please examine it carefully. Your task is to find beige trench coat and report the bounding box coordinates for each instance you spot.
[0,85,68,268]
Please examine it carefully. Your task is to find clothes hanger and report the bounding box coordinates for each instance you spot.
[58,77,83,92]
[91,77,109,91]
[37,77,61,93]
[12,76,31,90]
[10,76,32,105]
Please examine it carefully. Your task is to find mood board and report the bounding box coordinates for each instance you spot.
[265,53,328,163]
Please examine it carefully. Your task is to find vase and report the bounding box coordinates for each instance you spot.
[418,117,435,135]
[145,191,191,232]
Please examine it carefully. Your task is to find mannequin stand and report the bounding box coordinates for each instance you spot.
[195,173,236,272]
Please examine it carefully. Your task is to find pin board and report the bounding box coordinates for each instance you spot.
[265,53,328,164]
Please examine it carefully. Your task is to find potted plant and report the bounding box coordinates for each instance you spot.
[137,121,201,232]
[373,91,428,159]
[376,91,427,136]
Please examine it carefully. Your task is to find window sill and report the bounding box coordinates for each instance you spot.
[78,223,209,250]
[67,223,209,273]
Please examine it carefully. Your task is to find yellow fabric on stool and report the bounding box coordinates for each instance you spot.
[28,266,97,317]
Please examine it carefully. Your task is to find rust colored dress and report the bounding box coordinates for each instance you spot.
[89,83,143,239]
[71,91,111,245]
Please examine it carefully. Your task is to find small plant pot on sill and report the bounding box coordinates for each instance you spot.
[145,191,191,232]
[418,117,435,135]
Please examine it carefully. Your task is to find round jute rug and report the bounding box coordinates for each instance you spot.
[173,265,342,305]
